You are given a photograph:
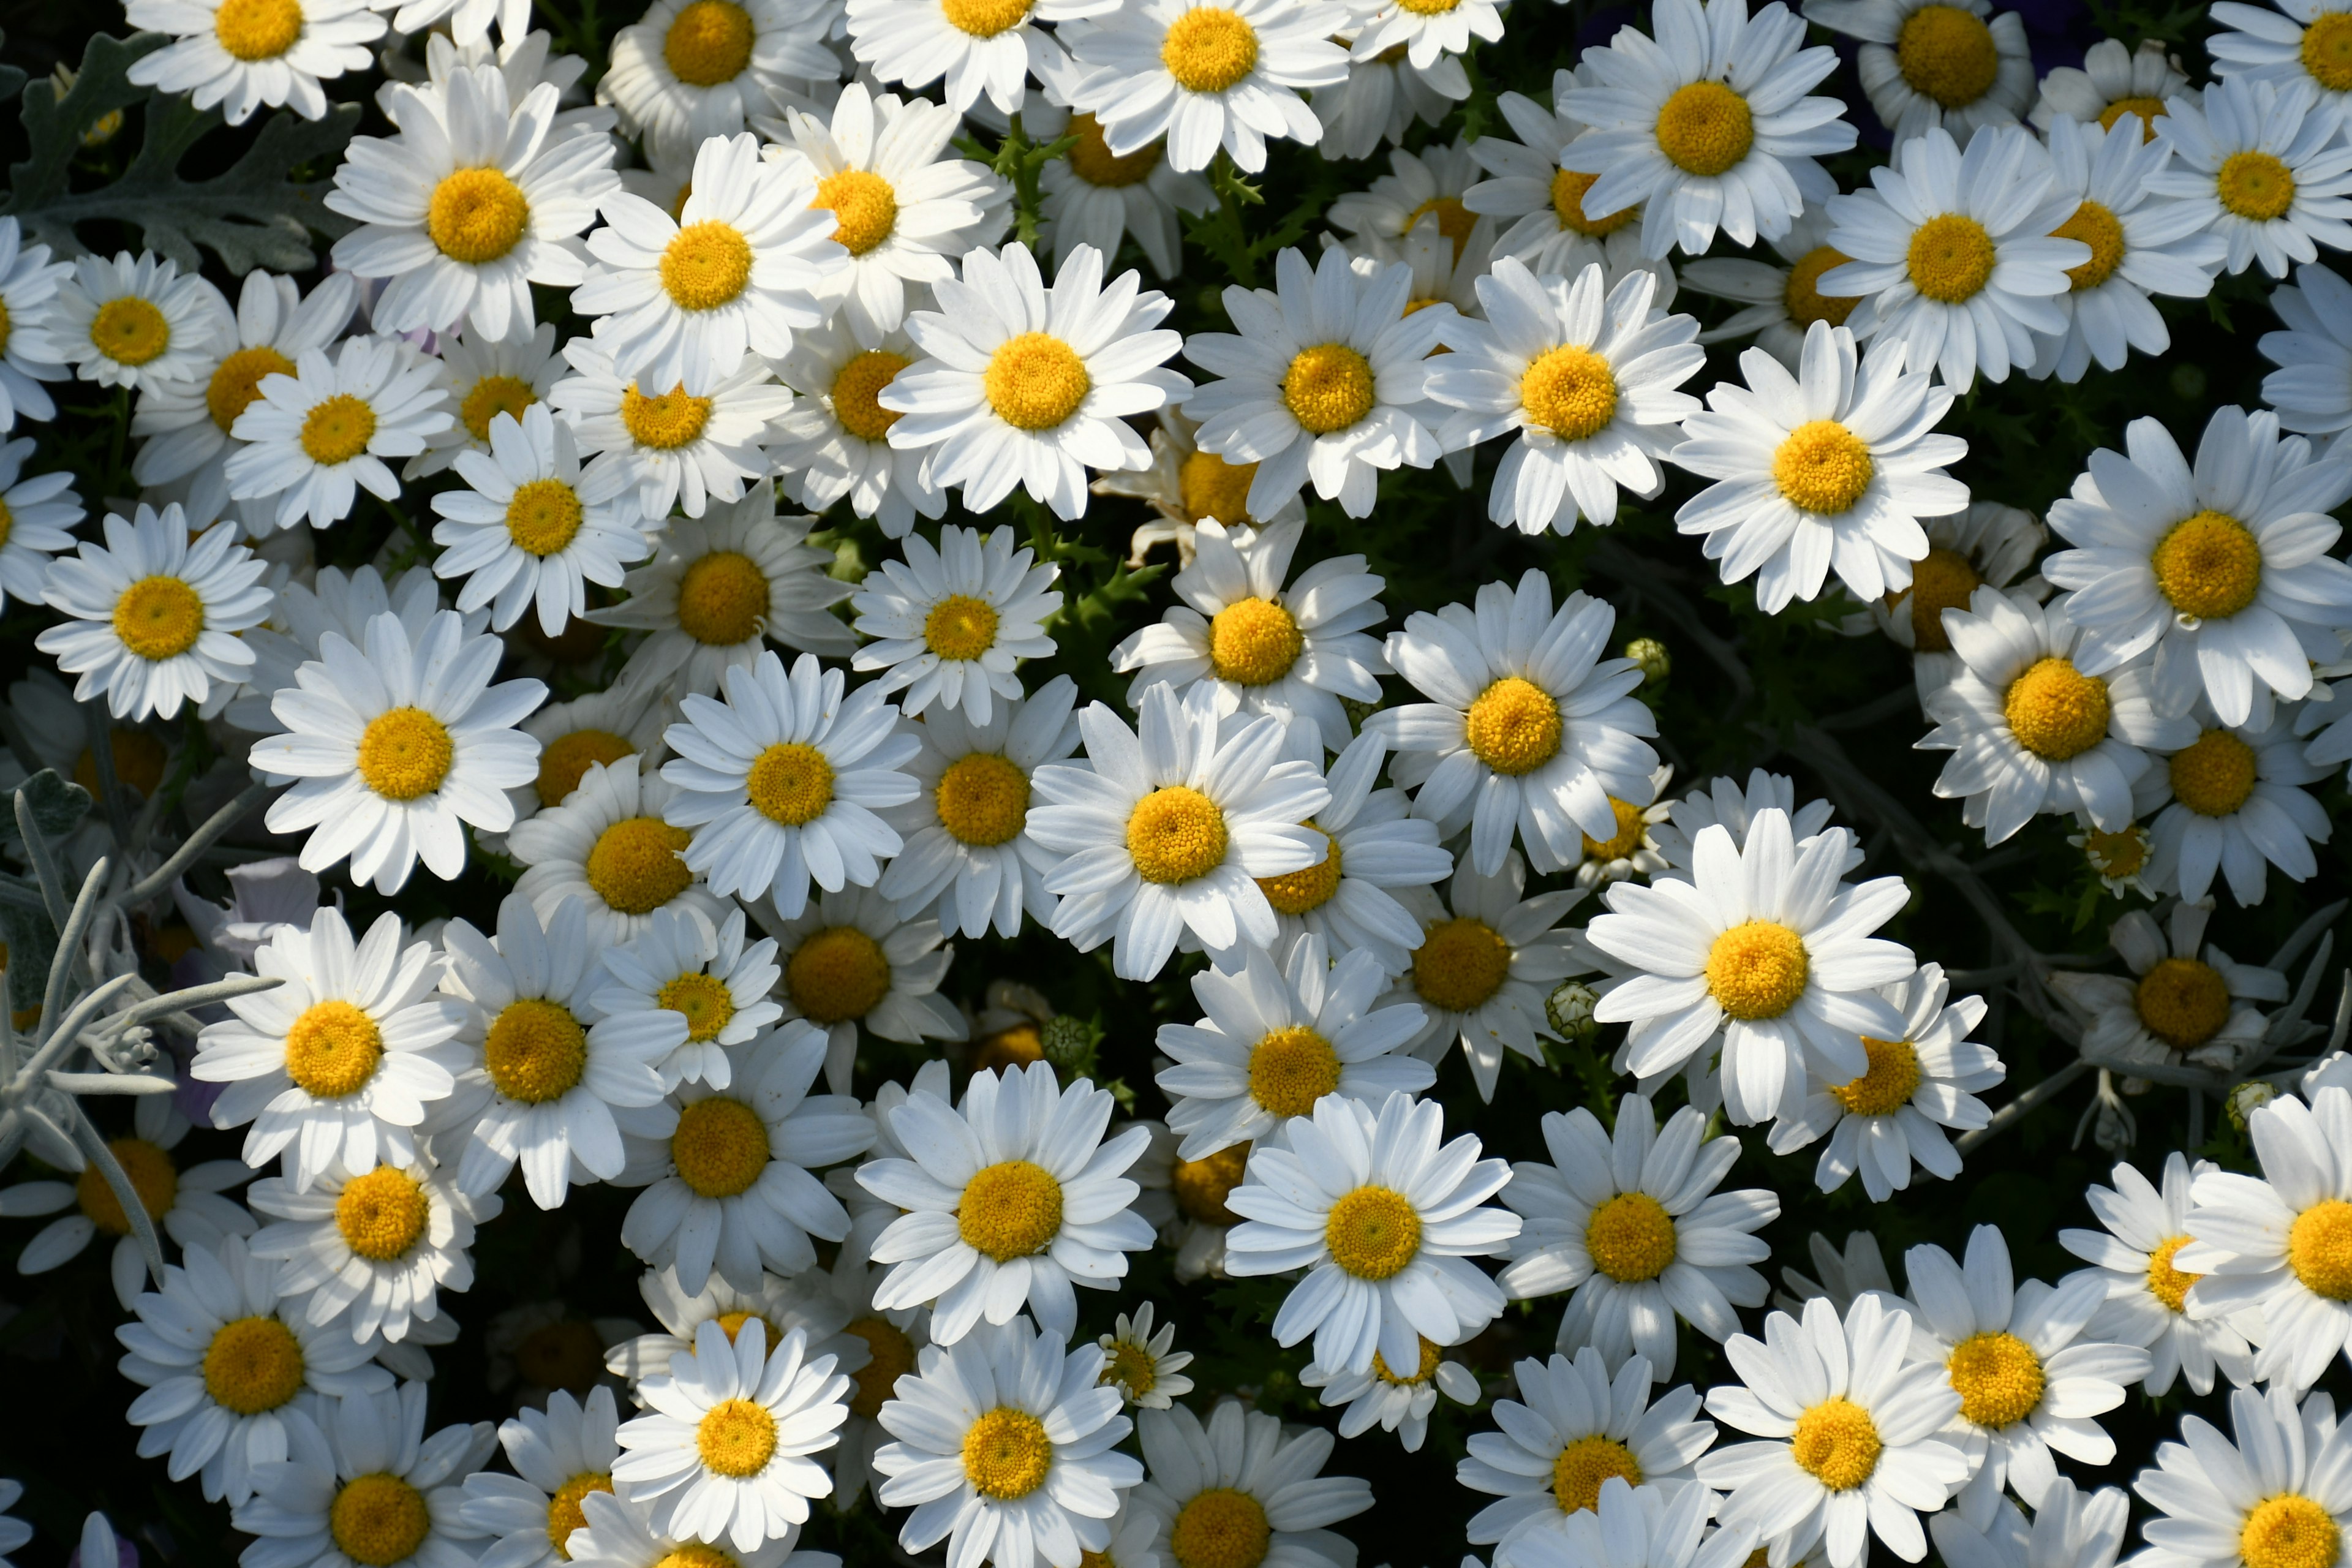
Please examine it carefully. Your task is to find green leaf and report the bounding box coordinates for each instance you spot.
[15,769,93,840]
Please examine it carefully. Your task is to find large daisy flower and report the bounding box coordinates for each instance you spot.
[2138,703,2331,907]
[2059,1152,2256,1395]
[1061,0,1351,174]
[51,249,229,395]
[547,332,793,520]
[770,313,944,538]
[599,0,843,158]
[225,333,454,531]
[1300,1338,1477,1453]
[2125,1384,2352,1568]
[851,523,1060,725]
[592,905,785,1093]
[510,753,732,948]
[2045,900,2286,1076]
[759,885,965,1095]
[36,503,268,721]
[1129,1401,1370,1568]
[229,1382,495,1568]
[1803,0,2031,140]
[2149,75,2352,279]
[1250,730,1453,976]
[459,1385,624,1568]
[247,1154,499,1343]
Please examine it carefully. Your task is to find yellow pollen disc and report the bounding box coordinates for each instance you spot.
[1373,1336,1442,1387]
[301,391,377,466]
[2219,151,2298,222]
[214,0,303,58]
[0,300,9,358]
[1706,920,1809,1020]
[1162,7,1259,91]
[537,729,635,809]
[1773,419,1875,514]
[1905,212,1997,304]
[1585,1191,1677,1283]
[1181,448,1259,524]
[461,374,538,442]
[91,296,170,366]
[1654,80,1754,176]
[334,1167,429,1262]
[485,998,589,1104]
[1896,4,2000,107]
[1248,1024,1341,1118]
[1948,1330,2046,1428]
[747,741,835,826]
[1171,1488,1272,1568]
[652,1548,734,1568]
[1551,1435,1643,1515]
[1791,1397,1882,1491]
[2169,728,2258,818]
[712,1310,775,1344]
[2098,94,2168,136]
[2003,657,2110,761]
[2053,200,2126,291]
[661,222,754,312]
[1173,1144,1249,1224]
[1831,1036,1922,1116]
[986,332,1092,430]
[76,1137,178,1235]
[972,1022,1044,1074]
[962,1407,1053,1499]
[586,816,694,913]
[676,549,769,645]
[208,345,295,431]
[1902,546,1980,651]
[656,970,736,1042]
[285,1000,385,1099]
[831,349,908,442]
[202,1315,305,1415]
[1519,344,1618,442]
[1784,246,1861,328]
[785,925,892,1024]
[1069,111,1163,186]
[663,0,755,85]
[845,1316,916,1418]
[518,1324,608,1393]
[1102,1341,1161,1399]
[428,168,529,265]
[696,1398,778,1477]
[1208,595,1303,685]
[935,752,1030,846]
[506,477,584,557]
[924,593,1000,660]
[1257,825,1341,914]
[1281,341,1375,435]
[2153,509,2263,620]
[74,730,168,799]
[620,382,713,450]
[942,0,1032,35]
[1464,675,1562,775]
[1406,195,1476,260]
[813,170,898,255]
[1551,169,1637,236]
[2147,1234,2200,1313]
[2291,1199,2352,1300]
[1583,797,1648,862]
[1126,785,1229,883]
[1325,1185,1420,1280]
[545,1474,612,1559]
[2085,825,2150,878]
[671,1096,770,1197]
[113,575,206,661]
[2135,956,2231,1049]
[358,707,454,801]
[330,1474,432,1567]
[2307,13,2352,91]
[959,1159,1065,1260]
[2242,1496,2343,1568]
[1413,917,1512,1014]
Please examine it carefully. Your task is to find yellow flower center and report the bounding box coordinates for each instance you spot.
[202,1314,305,1414]
[1412,916,1512,1014]
[2218,151,2298,222]
[747,740,835,826]
[285,1000,385,1099]
[1126,785,1229,883]
[428,168,529,265]
[959,1159,1065,1260]
[2169,728,2258,817]
[671,1096,770,1196]
[1706,920,1809,1020]
[941,0,1032,37]
[1773,419,1875,514]
[661,221,755,313]
[785,925,892,1024]
[518,1324,609,1393]
[1173,1144,1250,1224]
[676,548,769,646]
[1518,344,1618,442]
[214,0,303,58]
[2098,94,2168,135]
[2290,1199,2352,1300]
[1580,796,1648,863]
[505,477,584,557]
[712,1310,777,1345]
[2135,956,2231,1049]
[586,816,695,913]
[2152,509,2263,620]
[537,729,635,810]
[973,1022,1044,1074]
[1162,7,1260,91]
[1585,1191,1677,1282]
[924,593,1000,660]
[1171,1489,1272,1568]
[620,382,713,450]
[1901,546,1979,652]
[2003,656,2110,761]
[1281,341,1375,435]
[1373,1336,1442,1386]
[545,1474,612,1559]
[1068,111,1163,187]
[1654,80,1754,176]
[1784,246,1861,328]
[2306,13,2352,91]
[1896,4,2001,107]
[485,998,589,1104]
[844,1315,916,1418]
[1551,169,1638,236]
[1906,211,1998,304]
[2053,200,2126,290]
[1247,1024,1341,1118]
[1181,448,1259,524]
[1257,824,1341,914]
[460,374,538,442]
[813,170,898,256]
[335,1166,429,1262]
[962,1407,1054,1498]
[985,332,1091,430]
[1325,1185,1420,1279]
[935,752,1031,846]
[2242,1496,2343,1568]
[1400,199,1476,268]
[1791,1397,1882,1491]
[91,297,170,366]
[663,0,755,85]
[358,707,454,801]
[1463,675,1562,775]
[2147,1234,2199,1313]
[2084,825,2150,879]
[330,1474,432,1567]
[656,970,736,1042]
[76,1136,178,1234]
[652,1548,735,1568]
[300,391,379,466]
[113,575,207,661]
[1208,595,1303,685]
[1948,1330,2046,1428]
[1096,1341,1156,1400]
[831,349,908,442]
[1831,1036,1922,1115]
[208,345,296,431]
[695,1398,778,1477]
[1551,1435,1643,1515]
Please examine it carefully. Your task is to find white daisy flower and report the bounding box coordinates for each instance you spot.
[1098,1303,1194,1411]
[851,523,1060,725]
[1465,77,1648,276]
[1088,407,1305,571]
[1458,1347,1715,1546]
[1647,767,1855,876]
[2029,36,2187,135]
[599,0,843,159]
[1429,258,1705,536]
[547,331,793,520]
[460,1386,624,1568]
[1224,1089,1517,1376]
[844,0,1093,119]
[1778,1230,1898,1315]
[771,312,944,538]
[36,503,267,720]
[2139,703,2331,907]
[1300,1335,1478,1453]
[116,1234,393,1507]
[881,241,1186,521]
[2128,1382,2352,1568]
[1025,682,1332,981]
[2042,405,2352,729]
[1372,567,1660,876]
[1496,1091,1777,1378]
[510,753,731,948]
[381,29,620,146]
[0,217,71,434]
[2046,900,2286,1075]
[248,1154,499,1343]
[759,897,956,1104]
[617,1022,874,1295]
[1129,1395,1371,1568]
[1501,1479,1758,1568]
[1698,1293,1969,1568]
[1803,0,2032,140]
[1342,0,1499,85]
[1931,1479,2129,1568]
[1112,516,1387,761]
[1037,108,1214,281]
[52,249,229,395]
[859,1060,1153,1342]
[407,320,565,480]
[2212,0,2352,108]
[564,1491,808,1568]
[1324,141,1481,255]
[873,1314,1143,1568]
[1310,42,1469,164]
[606,1264,860,1391]
[1182,244,1445,520]
[1061,0,1350,175]
[230,1382,494,1568]
[592,905,784,1094]
[2060,1151,2258,1396]
[225,333,454,531]
[1678,208,1865,371]
[1866,499,2046,662]
[2148,76,2352,279]
[224,562,458,736]
[0,435,81,612]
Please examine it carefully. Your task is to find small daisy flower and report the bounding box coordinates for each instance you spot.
[1866,500,2046,663]
[881,241,1186,522]
[1803,0,2032,140]
[1025,682,1332,981]
[1458,1348,1714,1545]
[0,218,72,433]
[1325,141,1482,258]
[547,332,793,520]
[0,435,81,612]
[843,0,1096,119]
[36,502,268,720]
[1373,568,1660,876]
[2030,37,2187,135]
[407,321,565,480]
[1224,1089,1517,1377]
[760,885,965,1096]
[564,1491,804,1568]
[2149,76,2352,279]
[1678,208,1866,371]
[1112,516,1387,761]
[231,1382,495,1568]
[53,249,230,394]
[2045,900,2286,1075]
[2128,1382,2352,1568]
[1503,1480,1759,1568]
[1300,1335,1478,1453]
[116,1234,393,1507]
[226,334,454,531]
[2211,0,2352,109]
[511,754,732,948]
[1131,1400,1370,1568]
[593,905,785,1093]
[2139,703,2331,907]
[2073,822,2158,898]
[851,523,1059,725]
[1574,766,1675,888]
[248,1154,499,1343]
[1061,0,1351,175]
[1098,1303,1194,1411]
[1182,244,1446,520]
[1698,1294,1970,1568]
[606,1264,859,1391]
[771,313,944,538]
[459,1385,624,1568]
[1465,78,1648,276]
[2060,1152,2258,1396]
[600,0,843,158]
[1309,47,1468,164]
[1672,321,1967,612]
[1038,110,1214,281]
[1496,1091,1778,1378]
[1089,407,1305,571]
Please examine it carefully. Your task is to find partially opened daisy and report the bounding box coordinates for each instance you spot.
[2139,704,2331,907]
[851,524,1059,725]
[592,905,784,1093]
[1324,141,1482,258]
[2128,1383,2352,1568]
[1098,1303,1194,1412]
[225,333,454,531]
[223,564,454,738]
[52,249,229,394]
[2149,76,2352,279]
[2046,900,2286,1075]
[1866,501,2046,662]
[859,1060,1154,1341]
[2059,1152,2256,1396]
[1038,110,1215,282]
[36,503,268,720]
[548,333,793,519]
[1061,0,1351,175]
[511,754,731,947]
[771,314,944,537]
[2029,36,2185,134]
[1300,1336,1479,1452]
[1090,407,1305,570]
[760,885,965,1096]
[1129,1400,1371,1568]
[1249,731,1453,975]
[1803,0,2030,140]
[1224,1090,1518,1376]
[599,0,843,157]
[247,1153,499,1342]
[230,1382,495,1568]
[459,1385,624,1568]
[843,0,1096,118]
